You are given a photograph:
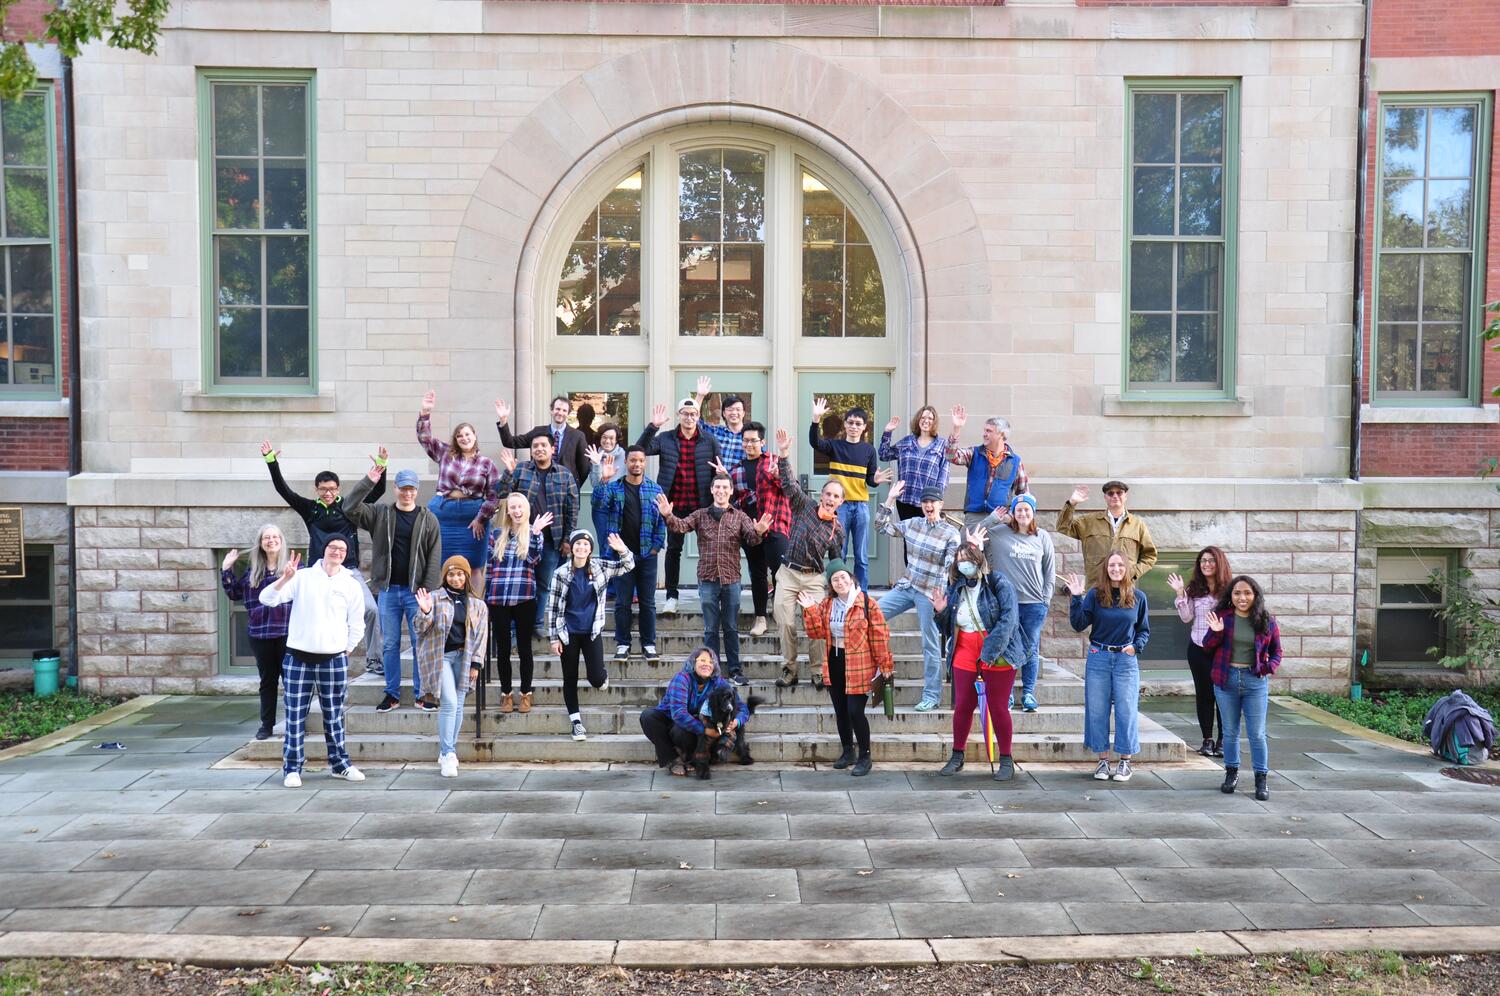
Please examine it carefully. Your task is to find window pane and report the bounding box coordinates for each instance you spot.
[812,392,875,475]
[1132,167,1175,236]
[1129,242,1173,312]
[556,243,597,336]
[266,235,309,307]
[0,551,49,601]
[1179,93,1224,164]
[10,315,53,385]
[678,150,720,242]
[7,244,51,314]
[803,181,843,243]
[1178,165,1222,236]
[1377,254,1419,322]
[847,209,869,245]
[720,244,763,337]
[0,605,51,650]
[1382,106,1425,179]
[1128,313,1171,384]
[215,159,260,230]
[216,235,262,307]
[266,308,310,378]
[213,84,259,156]
[1376,607,1441,663]
[1,93,48,166]
[1176,242,1220,313]
[802,245,841,337]
[721,149,765,242]
[1379,178,1423,247]
[1380,582,1441,606]
[1376,323,1418,392]
[217,308,262,378]
[1175,313,1219,384]
[263,158,307,230]
[567,391,632,444]
[261,85,307,157]
[1425,179,1471,248]
[572,208,598,243]
[599,171,642,242]
[1421,253,1466,322]
[4,168,48,238]
[598,244,641,336]
[1133,93,1176,164]
[1427,105,1475,177]
[845,244,885,338]
[679,243,719,335]
[1421,324,1461,393]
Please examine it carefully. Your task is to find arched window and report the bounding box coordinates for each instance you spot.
[556,169,642,336]
[802,171,885,338]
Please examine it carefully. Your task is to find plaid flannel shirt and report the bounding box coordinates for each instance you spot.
[946,438,1030,501]
[417,414,502,520]
[501,461,579,552]
[876,504,960,596]
[878,431,951,499]
[779,456,844,572]
[668,430,701,511]
[731,454,791,537]
[700,421,745,471]
[664,505,762,583]
[590,476,668,557]
[483,528,543,605]
[543,552,636,642]
[221,568,292,639]
[412,588,489,695]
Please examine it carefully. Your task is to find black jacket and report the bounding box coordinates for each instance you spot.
[636,423,721,508]
[498,420,590,487]
[265,457,386,561]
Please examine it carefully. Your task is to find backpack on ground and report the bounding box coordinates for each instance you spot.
[1423,690,1495,765]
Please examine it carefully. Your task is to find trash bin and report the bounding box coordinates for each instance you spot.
[32,649,61,698]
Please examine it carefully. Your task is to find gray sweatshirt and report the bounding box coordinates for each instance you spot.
[991,528,1056,605]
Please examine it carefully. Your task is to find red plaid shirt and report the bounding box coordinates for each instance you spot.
[669,430,701,511]
[732,454,791,538]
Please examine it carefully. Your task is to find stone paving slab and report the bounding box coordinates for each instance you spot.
[1016,838,1189,868]
[713,902,898,939]
[557,839,715,870]
[158,790,309,814]
[1233,902,1428,930]
[959,866,1137,903]
[1064,900,1253,934]
[3,841,103,871]
[893,901,1077,938]
[290,870,474,906]
[462,869,634,905]
[0,871,145,908]
[396,839,564,870]
[1279,868,1486,907]
[0,930,304,967]
[116,870,312,907]
[437,790,580,813]
[0,791,45,816]
[76,839,259,872]
[49,814,216,841]
[176,904,367,938]
[354,904,540,939]
[1162,837,1345,868]
[240,838,415,871]
[288,935,615,965]
[0,905,191,934]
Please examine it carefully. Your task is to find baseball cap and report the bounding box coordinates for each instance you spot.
[394,469,420,489]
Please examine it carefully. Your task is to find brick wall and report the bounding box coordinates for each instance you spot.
[1371,0,1500,58]
[0,0,53,41]
[1077,1,1285,6]
[0,418,67,470]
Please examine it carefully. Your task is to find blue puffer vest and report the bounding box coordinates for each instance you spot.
[963,445,1023,513]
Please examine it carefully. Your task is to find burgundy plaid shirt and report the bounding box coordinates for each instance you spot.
[418,414,502,520]
[669,430,701,511]
[732,454,791,538]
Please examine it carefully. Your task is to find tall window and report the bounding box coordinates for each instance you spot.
[0,547,53,662]
[1125,83,1237,393]
[557,169,642,336]
[1375,550,1452,666]
[0,91,55,392]
[203,74,313,388]
[1135,551,1195,668]
[802,171,885,338]
[678,148,765,337]
[1375,98,1490,400]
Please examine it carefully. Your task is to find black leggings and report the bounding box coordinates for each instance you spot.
[746,530,788,617]
[639,707,697,767]
[248,635,286,731]
[825,648,871,754]
[894,500,922,521]
[490,600,536,693]
[1186,641,1223,742]
[561,633,607,715]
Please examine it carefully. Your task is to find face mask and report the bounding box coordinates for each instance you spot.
[957,561,979,578]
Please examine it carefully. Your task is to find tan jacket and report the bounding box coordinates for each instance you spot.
[1055,503,1158,581]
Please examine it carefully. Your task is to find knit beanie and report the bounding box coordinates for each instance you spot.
[440,555,474,593]
[825,558,852,585]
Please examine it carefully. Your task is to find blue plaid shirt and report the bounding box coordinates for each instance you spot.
[221,568,292,639]
[701,421,745,471]
[590,476,668,557]
[500,461,578,553]
[483,528,543,605]
[878,430,951,500]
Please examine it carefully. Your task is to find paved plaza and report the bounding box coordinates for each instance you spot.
[1,696,1498,947]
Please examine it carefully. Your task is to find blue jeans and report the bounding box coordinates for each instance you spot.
[1084,647,1139,756]
[1015,601,1048,698]
[613,552,658,648]
[1214,667,1270,773]
[380,584,422,700]
[436,649,468,757]
[837,500,870,590]
[700,580,742,674]
[878,584,941,702]
[535,544,561,627]
[428,495,487,573]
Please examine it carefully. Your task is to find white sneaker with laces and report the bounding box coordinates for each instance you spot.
[1112,758,1133,782]
[615,645,630,661]
[1092,759,1113,781]
[571,719,588,742]
[662,597,678,615]
[283,771,302,788]
[750,615,767,637]
[439,753,458,778]
[331,766,366,782]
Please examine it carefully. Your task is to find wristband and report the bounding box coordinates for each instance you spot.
[264,453,276,464]
[375,455,388,468]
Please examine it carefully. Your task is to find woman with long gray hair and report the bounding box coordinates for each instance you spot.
[221,524,293,740]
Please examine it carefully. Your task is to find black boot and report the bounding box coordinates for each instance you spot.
[851,751,873,777]
[938,749,965,776]
[1220,766,1238,794]
[1254,772,1269,801]
[1198,738,1214,757]
[994,756,1015,782]
[831,746,856,770]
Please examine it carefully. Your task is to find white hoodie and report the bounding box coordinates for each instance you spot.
[260,561,365,657]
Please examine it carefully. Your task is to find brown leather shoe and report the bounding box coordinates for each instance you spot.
[519,691,534,714]
[774,665,798,689]
[499,692,514,714]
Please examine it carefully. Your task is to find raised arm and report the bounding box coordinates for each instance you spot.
[341,465,383,529]
[416,412,447,465]
[261,441,314,515]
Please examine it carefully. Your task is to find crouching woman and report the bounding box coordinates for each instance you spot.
[640,646,749,776]
[413,556,489,778]
[1202,575,1282,800]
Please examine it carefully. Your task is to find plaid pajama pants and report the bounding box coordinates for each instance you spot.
[282,653,352,775]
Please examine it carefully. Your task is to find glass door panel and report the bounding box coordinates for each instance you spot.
[797,371,891,585]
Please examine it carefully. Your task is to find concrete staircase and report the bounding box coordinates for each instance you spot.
[238,593,1187,765]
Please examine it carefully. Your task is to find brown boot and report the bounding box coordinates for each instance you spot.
[499,692,514,714]
[519,691,533,714]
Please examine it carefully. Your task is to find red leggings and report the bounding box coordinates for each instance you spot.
[951,631,1015,755]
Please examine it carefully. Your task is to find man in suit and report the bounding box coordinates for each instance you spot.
[495,395,590,486]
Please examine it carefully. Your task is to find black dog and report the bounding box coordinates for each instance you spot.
[690,688,763,779]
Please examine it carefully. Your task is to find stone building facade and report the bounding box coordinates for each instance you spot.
[1,1,1495,694]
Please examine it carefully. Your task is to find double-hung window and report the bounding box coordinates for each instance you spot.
[0,90,57,395]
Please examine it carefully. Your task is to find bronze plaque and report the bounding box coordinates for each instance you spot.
[0,507,21,580]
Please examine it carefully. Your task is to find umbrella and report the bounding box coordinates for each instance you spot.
[974,675,996,774]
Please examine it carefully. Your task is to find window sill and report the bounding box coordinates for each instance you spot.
[0,399,68,418]
[1102,396,1252,418]
[181,387,335,413]
[1361,404,1500,425]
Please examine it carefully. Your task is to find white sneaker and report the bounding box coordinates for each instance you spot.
[643,644,659,661]
[1092,759,1112,781]
[1112,758,1133,782]
[750,615,767,637]
[600,674,610,692]
[571,719,587,741]
[662,597,677,615]
[282,771,302,788]
[331,766,366,782]
[439,753,458,778]
[615,645,631,661]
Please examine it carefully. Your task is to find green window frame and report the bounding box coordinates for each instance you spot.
[0,87,60,398]
[1371,93,1492,406]
[1122,79,1240,399]
[0,545,55,663]
[198,69,317,394]
[215,547,259,676]
[1374,549,1454,667]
